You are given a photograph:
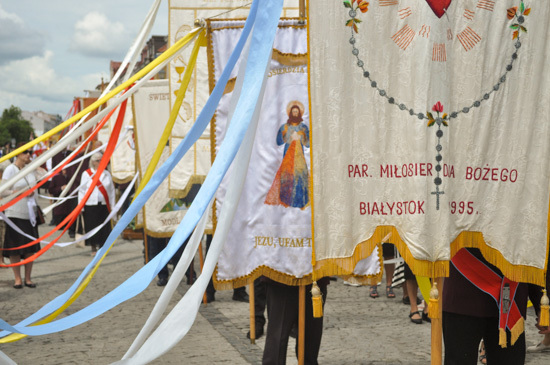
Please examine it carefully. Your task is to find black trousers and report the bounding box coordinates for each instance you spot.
[443,311,525,365]
[262,282,327,365]
[146,235,190,281]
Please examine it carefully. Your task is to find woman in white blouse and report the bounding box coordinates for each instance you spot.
[2,148,41,288]
[78,153,115,256]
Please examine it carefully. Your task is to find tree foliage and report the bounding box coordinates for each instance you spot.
[0,106,35,146]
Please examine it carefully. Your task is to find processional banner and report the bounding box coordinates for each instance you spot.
[99,97,136,184]
[209,19,381,289]
[308,0,550,285]
[133,80,188,237]
[168,0,300,234]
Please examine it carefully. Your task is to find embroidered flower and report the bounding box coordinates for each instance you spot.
[427,102,448,127]
[343,1,369,33]
[508,1,530,40]
[432,101,444,113]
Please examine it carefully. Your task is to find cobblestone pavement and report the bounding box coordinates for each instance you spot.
[1,210,549,364]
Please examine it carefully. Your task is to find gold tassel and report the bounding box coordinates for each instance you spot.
[311,281,323,318]
[499,328,507,348]
[428,282,440,319]
[539,289,550,327]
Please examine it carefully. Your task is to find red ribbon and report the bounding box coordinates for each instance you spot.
[0,95,128,264]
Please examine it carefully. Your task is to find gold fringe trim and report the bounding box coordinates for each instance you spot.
[112,175,135,185]
[213,265,314,290]
[272,49,307,66]
[450,231,546,286]
[338,242,384,286]
[313,226,449,279]
[144,229,175,239]
[510,317,524,346]
[168,175,206,199]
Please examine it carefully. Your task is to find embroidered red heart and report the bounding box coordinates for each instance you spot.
[426,0,452,18]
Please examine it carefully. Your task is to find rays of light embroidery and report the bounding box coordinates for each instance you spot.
[379,0,399,6]
[456,26,481,51]
[420,24,431,38]
[463,9,475,20]
[432,43,447,62]
[391,25,416,50]
[398,7,412,19]
[477,0,495,11]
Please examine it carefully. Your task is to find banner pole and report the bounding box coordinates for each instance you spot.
[199,239,207,305]
[298,285,306,365]
[249,282,256,344]
[431,277,444,365]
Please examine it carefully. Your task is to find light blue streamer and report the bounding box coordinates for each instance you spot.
[0,0,270,336]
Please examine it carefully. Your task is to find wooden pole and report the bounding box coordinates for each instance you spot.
[431,277,444,365]
[143,233,149,263]
[199,239,207,305]
[249,282,256,344]
[298,285,306,365]
[299,0,306,24]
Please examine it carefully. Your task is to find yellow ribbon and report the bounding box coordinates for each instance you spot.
[0,27,202,164]
[0,243,115,343]
[133,29,205,200]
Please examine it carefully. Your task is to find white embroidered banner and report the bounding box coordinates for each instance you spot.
[133,80,186,236]
[308,0,550,284]
[167,1,300,211]
[211,19,381,287]
[98,97,136,184]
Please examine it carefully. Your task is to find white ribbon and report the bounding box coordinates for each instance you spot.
[118,6,277,360]
[0,173,137,247]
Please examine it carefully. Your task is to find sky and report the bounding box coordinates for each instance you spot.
[0,0,168,117]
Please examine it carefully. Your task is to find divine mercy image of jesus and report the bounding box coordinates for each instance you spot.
[264,100,310,209]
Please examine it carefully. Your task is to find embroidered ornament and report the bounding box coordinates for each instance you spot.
[343,1,531,209]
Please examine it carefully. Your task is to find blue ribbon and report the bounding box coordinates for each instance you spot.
[0,0,283,336]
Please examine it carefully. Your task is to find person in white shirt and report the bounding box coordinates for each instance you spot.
[78,153,115,256]
[2,148,41,289]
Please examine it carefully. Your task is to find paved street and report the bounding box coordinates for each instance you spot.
[1,205,549,364]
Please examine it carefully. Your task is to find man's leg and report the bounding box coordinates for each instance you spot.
[443,311,485,365]
[263,282,298,365]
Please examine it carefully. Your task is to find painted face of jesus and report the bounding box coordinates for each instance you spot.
[291,107,300,117]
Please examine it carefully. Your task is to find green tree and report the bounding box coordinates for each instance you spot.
[0,106,35,146]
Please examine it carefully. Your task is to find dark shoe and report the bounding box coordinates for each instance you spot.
[422,311,431,323]
[232,290,249,303]
[329,276,337,281]
[409,311,423,324]
[13,284,23,289]
[157,278,168,286]
[206,294,215,303]
[24,282,36,288]
[69,232,75,238]
[246,326,264,339]
[386,286,396,298]
[369,286,379,298]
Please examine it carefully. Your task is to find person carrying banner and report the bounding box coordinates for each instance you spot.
[78,153,115,256]
[442,247,531,364]
[262,278,329,365]
[1,147,41,288]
